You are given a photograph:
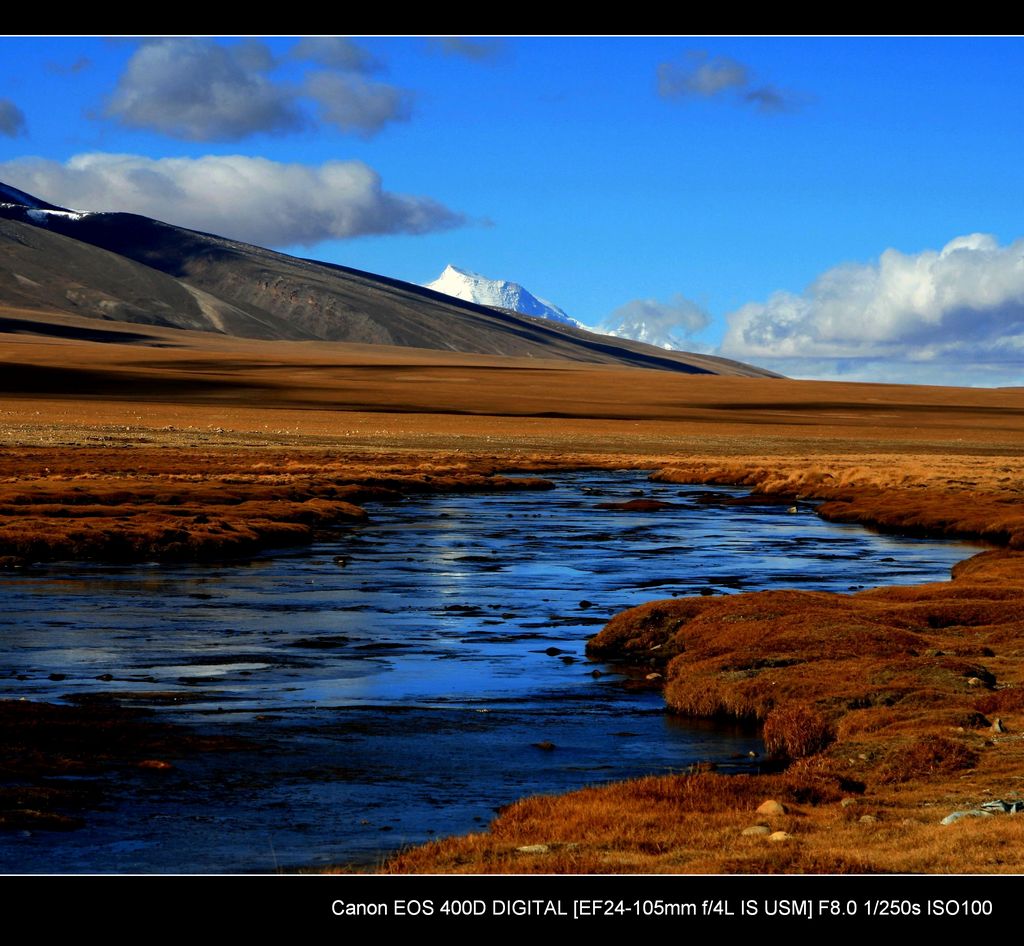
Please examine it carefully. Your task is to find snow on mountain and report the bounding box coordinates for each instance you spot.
[26,208,92,223]
[604,321,677,351]
[1,182,91,219]
[425,265,699,351]
[426,264,582,328]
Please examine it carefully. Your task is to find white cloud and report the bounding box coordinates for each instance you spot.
[603,294,712,350]
[0,153,466,247]
[105,38,302,141]
[305,71,412,136]
[658,51,806,114]
[104,38,410,141]
[291,37,379,72]
[722,234,1024,386]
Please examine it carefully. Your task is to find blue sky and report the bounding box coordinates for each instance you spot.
[2,36,1023,386]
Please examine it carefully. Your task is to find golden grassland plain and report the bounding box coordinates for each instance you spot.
[2,307,1024,872]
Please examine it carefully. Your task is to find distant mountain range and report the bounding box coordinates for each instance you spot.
[0,180,779,378]
[426,265,703,352]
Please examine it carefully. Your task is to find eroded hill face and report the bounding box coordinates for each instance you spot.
[0,182,778,377]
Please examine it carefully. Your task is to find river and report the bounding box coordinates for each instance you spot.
[0,469,979,872]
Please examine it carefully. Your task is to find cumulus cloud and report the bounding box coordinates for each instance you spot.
[0,99,27,137]
[291,37,379,72]
[428,37,505,62]
[305,71,412,136]
[721,234,1024,386]
[103,38,412,141]
[658,51,805,113]
[603,295,712,350]
[0,153,466,247]
[105,38,301,140]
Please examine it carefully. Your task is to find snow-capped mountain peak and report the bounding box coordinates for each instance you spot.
[425,264,581,328]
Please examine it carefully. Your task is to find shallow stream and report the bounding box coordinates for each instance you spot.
[0,470,979,872]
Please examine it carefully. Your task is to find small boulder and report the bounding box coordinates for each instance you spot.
[756,799,787,816]
[940,809,993,825]
[769,831,792,842]
[741,825,771,836]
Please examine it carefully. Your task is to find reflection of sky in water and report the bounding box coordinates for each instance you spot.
[0,470,984,872]
[0,472,980,711]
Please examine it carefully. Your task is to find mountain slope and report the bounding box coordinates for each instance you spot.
[0,218,300,338]
[0,182,780,377]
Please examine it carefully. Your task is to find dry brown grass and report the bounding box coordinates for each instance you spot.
[652,459,1024,547]
[763,705,835,758]
[0,448,555,565]
[380,764,1024,874]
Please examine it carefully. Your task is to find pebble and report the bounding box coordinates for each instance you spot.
[645,672,663,681]
[769,831,792,842]
[859,814,878,823]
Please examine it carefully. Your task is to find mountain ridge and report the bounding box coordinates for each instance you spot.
[0,180,781,378]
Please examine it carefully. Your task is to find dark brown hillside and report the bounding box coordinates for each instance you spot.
[0,182,777,376]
